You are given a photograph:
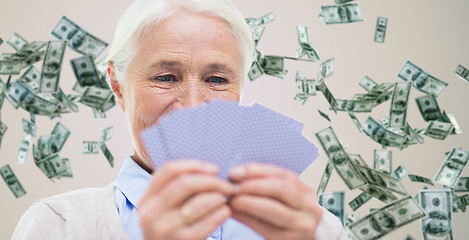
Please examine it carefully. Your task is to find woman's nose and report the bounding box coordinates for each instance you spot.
[172,81,209,110]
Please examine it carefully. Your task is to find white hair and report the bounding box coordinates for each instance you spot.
[106,0,254,88]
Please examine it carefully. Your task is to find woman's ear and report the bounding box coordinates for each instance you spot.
[108,62,126,112]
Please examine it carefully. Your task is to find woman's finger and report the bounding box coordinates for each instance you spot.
[180,205,232,239]
[154,173,234,210]
[229,163,298,182]
[234,177,307,209]
[179,192,228,224]
[146,159,219,196]
[229,194,296,228]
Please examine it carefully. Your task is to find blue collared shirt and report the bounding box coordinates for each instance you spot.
[114,156,263,240]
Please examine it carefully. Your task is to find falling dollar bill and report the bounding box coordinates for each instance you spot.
[71,55,103,88]
[99,141,114,167]
[22,118,37,136]
[52,88,79,113]
[335,0,354,4]
[51,16,108,58]
[415,94,443,122]
[296,25,320,61]
[318,58,334,82]
[454,177,469,192]
[434,148,469,187]
[355,164,408,196]
[101,95,116,113]
[6,80,35,108]
[252,26,265,47]
[92,107,107,119]
[316,81,338,112]
[419,189,453,240]
[245,12,275,27]
[392,165,408,181]
[362,82,394,100]
[83,141,99,154]
[17,134,33,164]
[441,112,462,135]
[318,191,345,225]
[389,82,411,128]
[317,161,334,194]
[349,192,372,211]
[295,71,316,98]
[373,149,392,175]
[335,99,374,112]
[424,121,453,140]
[39,41,66,93]
[0,121,8,149]
[315,126,366,189]
[18,66,41,92]
[0,61,22,75]
[22,50,46,69]
[345,214,358,227]
[79,86,113,110]
[7,32,28,51]
[7,41,47,64]
[360,83,394,107]
[51,122,70,152]
[453,194,469,212]
[320,3,364,25]
[374,17,387,43]
[348,112,363,133]
[23,94,58,116]
[247,60,264,81]
[348,153,368,167]
[260,55,288,79]
[359,76,378,92]
[100,126,113,142]
[349,195,426,240]
[35,153,72,179]
[408,174,434,186]
[318,109,331,122]
[397,60,447,96]
[94,54,108,76]
[401,122,425,144]
[38,134,56,157]
[373,91,393,107]
[455,64,469,83]
[1,164,27,198]
[362,117,406,147]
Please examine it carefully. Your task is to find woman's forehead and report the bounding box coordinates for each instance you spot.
[134,10,243,70]
[141,10,238,48]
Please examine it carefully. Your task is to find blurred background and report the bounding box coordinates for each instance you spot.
[1,0,468,239]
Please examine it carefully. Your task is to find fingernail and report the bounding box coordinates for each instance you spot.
[230,166,245,179]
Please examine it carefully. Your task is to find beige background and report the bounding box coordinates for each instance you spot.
[1,0,469,239]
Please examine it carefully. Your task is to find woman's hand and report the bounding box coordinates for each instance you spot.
[139,160,235,240]
[228,163,323,240]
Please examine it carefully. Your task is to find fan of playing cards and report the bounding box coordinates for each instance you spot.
[141,100,319,179]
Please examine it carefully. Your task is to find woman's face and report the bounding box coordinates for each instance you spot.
[111,10,244,170]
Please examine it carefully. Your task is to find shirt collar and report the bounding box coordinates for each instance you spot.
[114,156,152,209]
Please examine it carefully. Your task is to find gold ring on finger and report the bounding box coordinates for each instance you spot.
[179,205,195,224]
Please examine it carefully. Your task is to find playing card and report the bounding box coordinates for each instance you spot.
[141,100,319,179]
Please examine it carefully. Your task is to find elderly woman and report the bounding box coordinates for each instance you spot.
[13,0,345,239]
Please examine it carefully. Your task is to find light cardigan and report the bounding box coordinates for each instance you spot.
[12,183,346,240]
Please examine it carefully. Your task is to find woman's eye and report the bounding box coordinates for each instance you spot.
[207,76,227,84]
[155,75,176,82]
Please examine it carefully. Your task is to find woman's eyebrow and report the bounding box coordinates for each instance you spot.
[206,63,235,74]
[148,60,183,70]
